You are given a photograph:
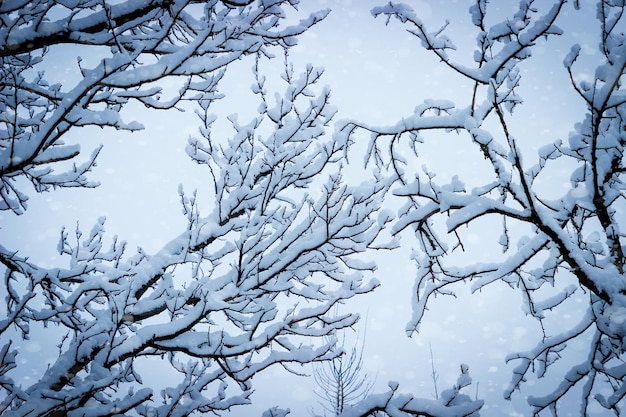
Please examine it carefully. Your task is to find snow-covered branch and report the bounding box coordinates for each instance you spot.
[0,2,394,415]
[0,0,329,214]
[345,1,626,415]
[1,61,391,416]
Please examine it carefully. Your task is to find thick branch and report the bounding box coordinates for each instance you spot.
[0,0,173,57]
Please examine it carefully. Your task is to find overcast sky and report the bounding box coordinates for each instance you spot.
[1,1,606,416]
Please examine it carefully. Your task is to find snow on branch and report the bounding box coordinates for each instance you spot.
[0,0,327,214]
[344,0,626,415]
[333,367,483,417]
[0,51,394,416]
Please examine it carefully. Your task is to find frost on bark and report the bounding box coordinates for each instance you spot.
[341,1,626,415]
